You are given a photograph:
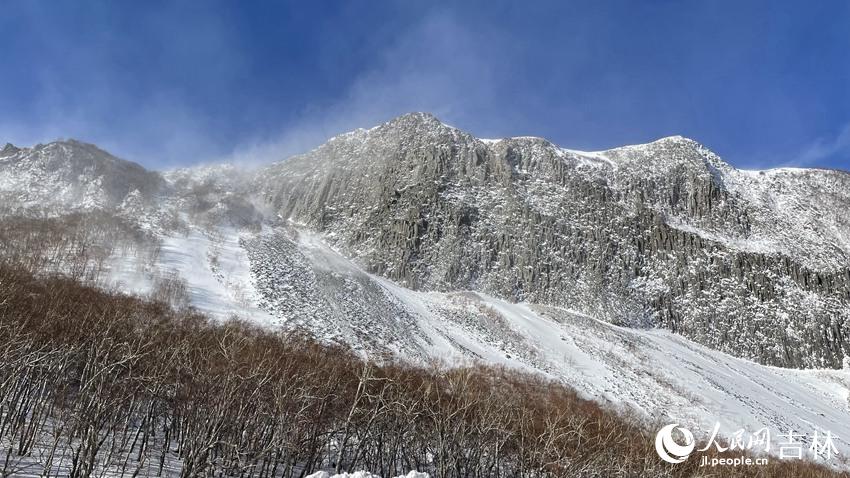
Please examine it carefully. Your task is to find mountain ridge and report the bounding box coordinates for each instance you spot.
[8,114,849,177]
[256,113,850,368]
[1,113,849,369]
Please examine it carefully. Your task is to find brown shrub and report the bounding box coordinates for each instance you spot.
[0,265,846,477]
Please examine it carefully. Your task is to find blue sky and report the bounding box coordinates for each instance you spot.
[1,1,848,171]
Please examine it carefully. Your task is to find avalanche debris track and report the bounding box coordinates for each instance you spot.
[241,227,427,357]
[101,223,850,466]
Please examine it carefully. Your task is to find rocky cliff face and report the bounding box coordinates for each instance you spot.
[2,115,848,369]
[258,113,850,368]
[0,140,166,213]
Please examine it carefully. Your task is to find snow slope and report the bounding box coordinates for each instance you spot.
[99,224,850,467]
[104,226,276,324]
[289,231,850,468]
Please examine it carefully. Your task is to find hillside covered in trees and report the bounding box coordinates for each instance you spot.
[0,263,847,477]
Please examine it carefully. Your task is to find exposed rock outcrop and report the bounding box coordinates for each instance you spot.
[259,113,850,368]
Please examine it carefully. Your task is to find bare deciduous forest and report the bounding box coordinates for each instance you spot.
[0,212,158,283]
[0,259,847,477]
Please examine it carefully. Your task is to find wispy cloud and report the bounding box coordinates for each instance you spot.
[4,2,850,172]
[0,6,508,169]
[222,10,503,166]
[794,123,850,169]
[0,2,247,168]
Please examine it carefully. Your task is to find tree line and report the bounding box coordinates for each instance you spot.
[0,265,845,477]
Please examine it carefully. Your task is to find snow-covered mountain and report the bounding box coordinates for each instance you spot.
[257,113,850,369]
[2,113,849,465]
[0,139,165,213]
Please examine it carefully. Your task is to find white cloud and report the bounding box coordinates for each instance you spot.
[0,2,246,168]
[795,123,850,168]
[222,10,504,166]
[2,7,513,169]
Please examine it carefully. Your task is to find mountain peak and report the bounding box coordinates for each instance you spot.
[604,134,705,153]
[379,112,458,135]
[43,138,113,155]
[388,111,443,125]
[1,143,19,156]
[656,134,686,141]
[650,134,705,148]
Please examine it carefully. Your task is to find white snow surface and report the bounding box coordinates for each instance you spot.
[99,224,850,467]
[104,226,276,324]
